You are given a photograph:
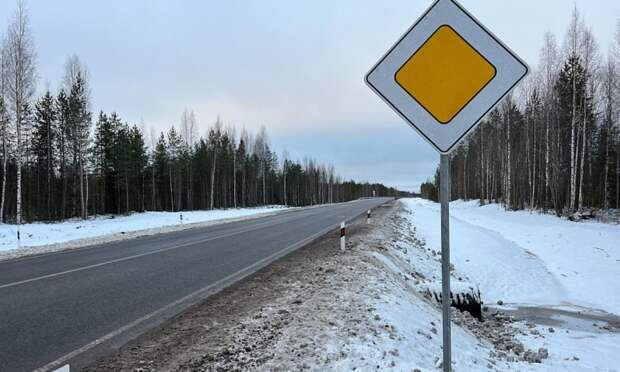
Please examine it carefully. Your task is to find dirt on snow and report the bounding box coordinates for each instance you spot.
[86,201,547,372]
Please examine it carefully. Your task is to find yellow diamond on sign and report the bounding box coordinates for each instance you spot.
[395,25,496,124]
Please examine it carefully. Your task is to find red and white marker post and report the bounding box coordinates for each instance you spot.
[340,221,346,251]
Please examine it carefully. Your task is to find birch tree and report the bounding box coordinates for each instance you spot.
[63,55,91,218]
[255,126,269,205]
[4,1,36,237]
[0,36,10,223]
[539,32,560,210]
[564,7,582,212]
[600,55,617,209]
[577,25,600,210]
[442,11,620,215]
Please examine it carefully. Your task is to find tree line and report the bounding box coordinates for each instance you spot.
[0,3,410,224]
[421,8,620,216]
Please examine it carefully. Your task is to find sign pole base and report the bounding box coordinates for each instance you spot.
[440,154,451,372]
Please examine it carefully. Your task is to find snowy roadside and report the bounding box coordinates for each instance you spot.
[402,198,620,371]
[0,206,290,261]
[404,198,620,315]
[88,199,615,372]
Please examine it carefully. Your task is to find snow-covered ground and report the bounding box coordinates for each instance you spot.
[93,200,619,371]
[0,206,288,256]
[394,198,620,371]
[404,198,620,315]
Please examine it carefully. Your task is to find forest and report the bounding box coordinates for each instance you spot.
[421,8,620,216]
[0,3,410,224]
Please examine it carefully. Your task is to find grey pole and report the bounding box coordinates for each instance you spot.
[440,154,451,372]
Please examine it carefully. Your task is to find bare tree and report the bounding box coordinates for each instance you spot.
[149,126,157,210]
[4,1,36,241]
[564,7,582,212]
[180,108,198,209]
[502,97,512,209]
[209,117,222,210]
[180,108,198,147]
[255,126,270,205]
[577,24,600,209]
[539,32,560,210]
[612,21,620,209]
[63,55,91,218]
[227,125,237,208]
[600,54,617,209]
[0,33,10,223]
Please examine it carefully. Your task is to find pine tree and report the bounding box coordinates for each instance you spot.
[207,123,221,210]
[56,89,70,219]
[33,90,56,220]
[555,54,589,211]
[128,125,147,212]
[236,137,247,207]
[93,111,115,214]
[167,126,183,211]
[67,71,91,218]
[153,133,168,211]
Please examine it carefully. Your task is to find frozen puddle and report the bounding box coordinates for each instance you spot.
[502,305,620,333]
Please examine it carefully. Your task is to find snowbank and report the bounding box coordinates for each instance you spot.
[403,198,620,315]
[0,206,288,256]
[380,199,620,371]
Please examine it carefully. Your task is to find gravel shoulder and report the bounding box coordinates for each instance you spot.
[85,202,390,372]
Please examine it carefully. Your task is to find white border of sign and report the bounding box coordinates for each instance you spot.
[365,0,529,154]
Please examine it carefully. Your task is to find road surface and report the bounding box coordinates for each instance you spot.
[0,198,391,372]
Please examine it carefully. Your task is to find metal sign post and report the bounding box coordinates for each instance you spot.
[440,154,451,371]
[364,1,528,370]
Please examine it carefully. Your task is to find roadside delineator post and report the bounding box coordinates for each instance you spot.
[340,221,346,251]
[367,210,371,224]
[180,213,183,224]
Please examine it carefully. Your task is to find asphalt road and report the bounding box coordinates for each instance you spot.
[0,198,391,372]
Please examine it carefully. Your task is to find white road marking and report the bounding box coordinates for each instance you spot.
[0,201,347,265]
[0,211,317,290]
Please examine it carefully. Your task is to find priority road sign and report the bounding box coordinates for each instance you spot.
[365,0,528,154]
[364,1,528,371]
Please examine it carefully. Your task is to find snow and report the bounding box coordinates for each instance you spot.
[0,206,288,256]
[393,198,620,371]
[90,199,618,371]
[402,198,620,315]
[357,280,498,371]
[3,198,617,370]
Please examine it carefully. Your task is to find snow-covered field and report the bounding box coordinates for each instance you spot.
[0,206,288,256]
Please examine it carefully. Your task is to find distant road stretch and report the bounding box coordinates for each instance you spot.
[0,198,391,372]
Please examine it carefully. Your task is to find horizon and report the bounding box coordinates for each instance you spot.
[1,0,619,192]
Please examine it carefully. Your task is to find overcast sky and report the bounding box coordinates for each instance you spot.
[1,0,619,191]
